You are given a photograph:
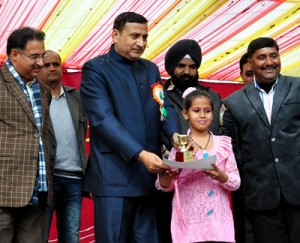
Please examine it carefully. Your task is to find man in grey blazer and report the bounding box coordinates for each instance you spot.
[39,50,88,243]
[0,27,52,243]
[221,37,300,243]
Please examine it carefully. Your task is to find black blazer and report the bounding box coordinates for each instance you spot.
[221,75,300,210]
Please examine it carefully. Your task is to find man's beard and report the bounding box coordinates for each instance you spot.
[171,73,199,93]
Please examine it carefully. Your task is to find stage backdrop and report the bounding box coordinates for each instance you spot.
[62,71,244,99]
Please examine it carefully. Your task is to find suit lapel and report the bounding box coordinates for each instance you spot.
[47,88,55,139]
[166,91,184,110]
[271,75,291,125]
[40,83,51,131]
[48,116,55,138]
[64,86,79,131]
[245,84,270,127]
[2,66,37,128]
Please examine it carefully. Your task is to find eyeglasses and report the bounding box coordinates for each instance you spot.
[16,49,46,61]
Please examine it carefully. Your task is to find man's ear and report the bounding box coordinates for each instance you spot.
[182,109,189,120]
[248,58,252,68]
[112,29,119,44]
[10,49,18,62]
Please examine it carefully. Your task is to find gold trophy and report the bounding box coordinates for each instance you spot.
[175,135,194,162]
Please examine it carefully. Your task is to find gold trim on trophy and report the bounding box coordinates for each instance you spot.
[175,135,194,162]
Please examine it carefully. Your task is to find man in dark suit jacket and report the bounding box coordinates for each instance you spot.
[39,50,88,243]
[221,37,300,243]
[0,27,52,243]
[80,12,180,243]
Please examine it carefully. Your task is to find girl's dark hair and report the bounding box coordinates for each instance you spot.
[113,12,148,32]
[183,89,214,111]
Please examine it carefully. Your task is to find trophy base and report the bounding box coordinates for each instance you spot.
[175,151,194,162]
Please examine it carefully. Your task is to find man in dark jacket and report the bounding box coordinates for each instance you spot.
[221,37,300,243]
[40,50,88,243]
[80,12,180,243]
[162,39,221,151]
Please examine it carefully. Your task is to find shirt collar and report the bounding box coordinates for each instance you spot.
[52,86,65,99]
[26,79,38,88]
[166,81,175,91]
[109,44,136,64]
[254,77,279,91]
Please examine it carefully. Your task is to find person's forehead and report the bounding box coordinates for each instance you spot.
[44,53,60,62]
[123,22,148,33]
[253,47,278,55]
[178,57,195,64]
[23,39,45,51]
[24,39,44,46]
[243,62,252,70]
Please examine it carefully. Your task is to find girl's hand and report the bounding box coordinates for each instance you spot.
[204,163,228,183]
[159,168,181,188]
[172,133,196,154]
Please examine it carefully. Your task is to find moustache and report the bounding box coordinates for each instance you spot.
[32,64,42,69]
[180,74,194,80]
[133,47,144,52]
[261,65,277,70]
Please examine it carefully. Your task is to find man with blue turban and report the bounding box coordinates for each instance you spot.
[163,39,221,146]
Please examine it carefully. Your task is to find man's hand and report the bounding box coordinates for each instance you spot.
[137,150,171,173]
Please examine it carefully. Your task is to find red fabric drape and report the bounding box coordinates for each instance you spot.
[62,71,244,99]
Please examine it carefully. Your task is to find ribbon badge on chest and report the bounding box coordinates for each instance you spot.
[151,82,167,121]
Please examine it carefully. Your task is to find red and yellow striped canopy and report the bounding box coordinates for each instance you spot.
[0,0,299,81]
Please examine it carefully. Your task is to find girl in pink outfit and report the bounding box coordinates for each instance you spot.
[156,87,240,243]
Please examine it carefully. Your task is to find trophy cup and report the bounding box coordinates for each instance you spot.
[175,135,194,162]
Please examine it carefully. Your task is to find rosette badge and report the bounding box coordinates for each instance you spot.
[151,82,167,120]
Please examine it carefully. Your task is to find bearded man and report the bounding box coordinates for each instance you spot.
[162,39,221,150]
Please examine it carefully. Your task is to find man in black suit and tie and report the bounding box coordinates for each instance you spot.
[221,37,300,243]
